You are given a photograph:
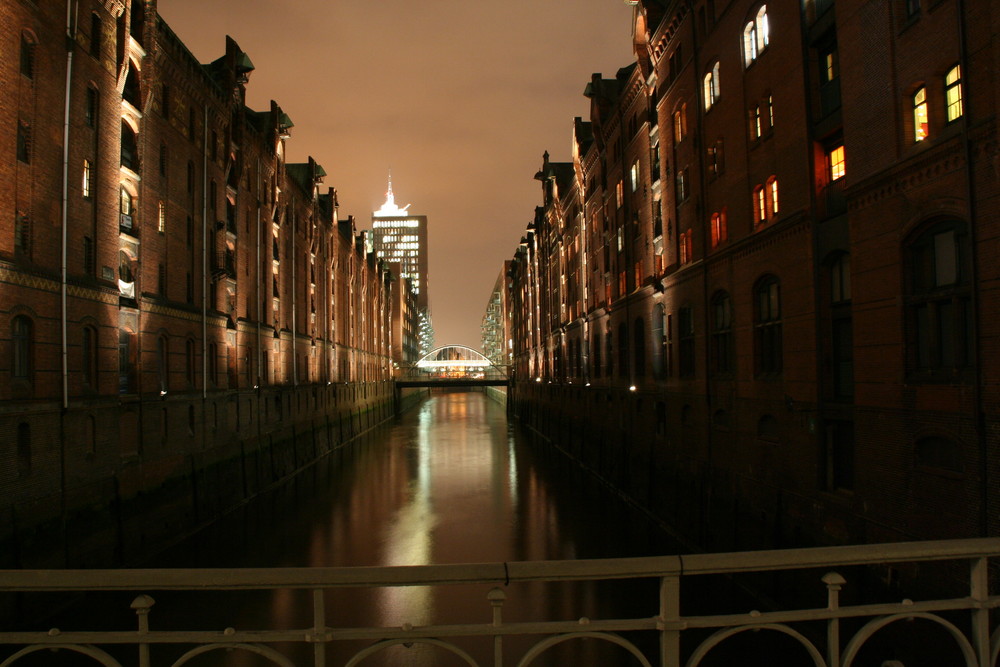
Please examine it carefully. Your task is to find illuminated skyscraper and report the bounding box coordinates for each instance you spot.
[371,177,432,348]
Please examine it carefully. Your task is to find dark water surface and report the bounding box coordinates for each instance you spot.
[23,391,686,666]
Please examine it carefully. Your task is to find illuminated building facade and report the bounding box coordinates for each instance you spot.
[371,179,430,313]
[506,0,999,550]
[0,0,398,566]
[481,263,511,367]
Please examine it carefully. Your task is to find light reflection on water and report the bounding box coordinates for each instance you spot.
[36,391,681,666]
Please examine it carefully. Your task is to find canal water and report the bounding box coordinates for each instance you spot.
[76,389,687,666]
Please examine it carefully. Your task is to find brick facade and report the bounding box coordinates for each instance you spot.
[0,0,403,565]
[506,0,999,550]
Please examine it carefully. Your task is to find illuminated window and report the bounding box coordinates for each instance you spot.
[743,5,768,68]
[675,167,689,202]
[767,94,774,128]
[630,161,640,192]
[679,228,693,264]
[751,104,762,139]
[945,65,963,122]
[158,200,166,233]
[673,104,687,141]
[616,181,623,208]
[756,6,770,52]
[710,209,728,248]
[743,22,758,67]
[821,49,838,84]
[913,87,928,142]
[703,62,720,110]
[754,185,766,225]
[82,160,92,198]
[827,145,845,181]
[767,176,779,216]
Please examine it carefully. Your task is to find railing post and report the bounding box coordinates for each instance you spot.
[488,587,506,667]
[313,589,327,667]
[823,572,846,667]
[970,557,990,667]
[130,594,155,667]
[659,575,680,667]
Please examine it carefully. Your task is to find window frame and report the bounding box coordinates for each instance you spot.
[945,65,963,123]
[912,86,929,142]
[754,276,783,376]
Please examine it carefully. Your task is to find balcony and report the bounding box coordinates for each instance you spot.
[1,538,996,666]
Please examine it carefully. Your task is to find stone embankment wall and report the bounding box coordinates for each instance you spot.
[1,382,398,571]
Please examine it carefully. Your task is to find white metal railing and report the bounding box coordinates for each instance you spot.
[2,538,1000,666]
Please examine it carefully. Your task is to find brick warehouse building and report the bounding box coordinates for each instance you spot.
[0,0,404,567]
[506,0,998,551]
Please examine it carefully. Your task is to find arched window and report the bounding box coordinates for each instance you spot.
[766,176,779,217]
[710,209,728,247]
[743,20,758,67]
[634,317,646,379]
[912,86,928,142]
[711,291,734,375]
[122,65,140,109]
[703,62,720,109]
[906,220,972,376]
[753,185,766,226]
[673,103,687,141]
[12,316,33,381]
[755,6,770,53]
[754,276,782,375]
[90,13,102,58]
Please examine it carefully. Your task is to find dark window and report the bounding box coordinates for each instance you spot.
[85,87,99,127]
[634,317,645,379]
[905,0,920,18]
[118,329,132,393]
[915,436,962,473]
[823,420,854,490]
[12,316,32,381]
[754,276,782,375]
[907,221,972,377]
[82,326,97,388]
[618,322,629,379]
[592,334,601,379]
[90,13,102,58]
[15,213,31,258]
[20,33,35,79]
[83,236,95,274]
[120,121,138,171]
[829,253,853,399]
[17,423,31,477]
[652,304,666,380]
[185,339,196,386]
[711,291,734,375]
[17,120,31,163]
[159,143,168,176]
[679,306,695,377]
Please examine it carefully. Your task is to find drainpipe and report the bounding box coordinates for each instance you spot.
[954,0,986,537]
[292,206,297,386]
[256,158,261,389]
[202,104,208,400]
[60,0,78,411]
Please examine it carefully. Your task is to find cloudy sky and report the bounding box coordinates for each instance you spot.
[159,0,636,348]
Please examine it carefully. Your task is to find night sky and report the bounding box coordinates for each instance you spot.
[158,0,635,349]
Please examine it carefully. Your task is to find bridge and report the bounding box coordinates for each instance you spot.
[395,345,509,388]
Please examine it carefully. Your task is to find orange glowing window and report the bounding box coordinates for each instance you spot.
[913,87,928,142]
[827,146,845,181]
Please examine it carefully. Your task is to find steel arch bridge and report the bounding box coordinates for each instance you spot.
[396,345,509,387]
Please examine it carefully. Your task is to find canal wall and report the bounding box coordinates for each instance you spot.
[508,381,869,556]
[0,382,397,570]
[484,385,507,408]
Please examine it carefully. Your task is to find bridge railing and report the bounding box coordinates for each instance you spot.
[395,364,509,382]
[2,537,999,667]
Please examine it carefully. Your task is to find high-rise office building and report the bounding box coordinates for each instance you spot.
[371,178,430,314]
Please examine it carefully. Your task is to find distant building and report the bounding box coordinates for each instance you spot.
[481,263,511,368]
[370,178,430,313]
